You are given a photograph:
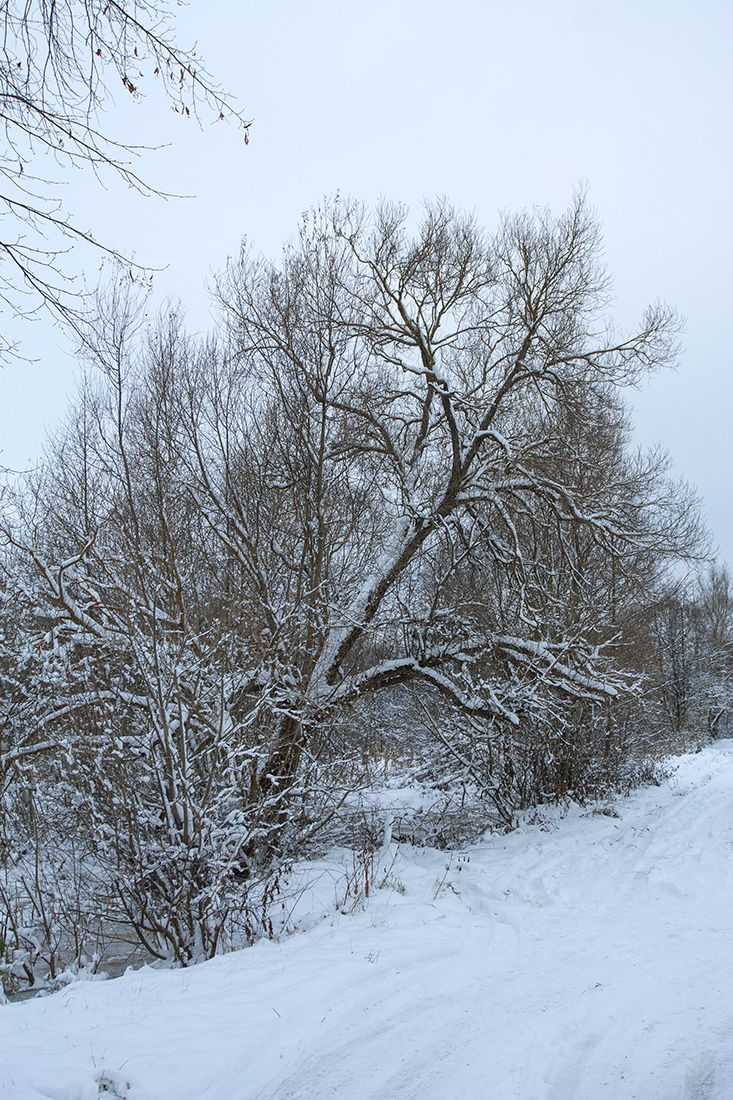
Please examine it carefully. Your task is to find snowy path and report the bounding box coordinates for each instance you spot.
[1,742,732,1100]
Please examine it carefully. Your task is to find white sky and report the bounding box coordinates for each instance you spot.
[2,0,731,563]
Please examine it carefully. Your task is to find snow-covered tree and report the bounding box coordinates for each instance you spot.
[194,195,689,842]
[0,195,711,972]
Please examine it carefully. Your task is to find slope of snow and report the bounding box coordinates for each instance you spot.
[1,741,732,1100]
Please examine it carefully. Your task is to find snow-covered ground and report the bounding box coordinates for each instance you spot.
[2,741,732,1100]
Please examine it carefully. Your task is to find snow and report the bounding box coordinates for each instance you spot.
[2,741,732,1100]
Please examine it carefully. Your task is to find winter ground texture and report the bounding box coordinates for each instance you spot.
[1,741,731,1100]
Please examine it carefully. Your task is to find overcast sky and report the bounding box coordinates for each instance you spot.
[2,0,731,563]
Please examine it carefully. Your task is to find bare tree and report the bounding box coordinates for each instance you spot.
[2,366,264,965]
[0,0,247,360]
[648,564,732,741]
[194,194,687,855]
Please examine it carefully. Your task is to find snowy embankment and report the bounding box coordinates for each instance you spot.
[2,743,732,1100]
